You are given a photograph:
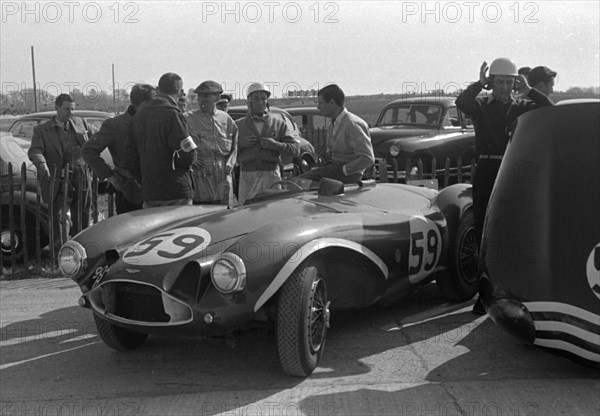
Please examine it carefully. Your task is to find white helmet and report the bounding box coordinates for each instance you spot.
[489,57,518,76]
[246,82,271,98]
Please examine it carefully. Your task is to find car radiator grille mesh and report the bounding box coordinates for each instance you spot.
[104,282,170,323]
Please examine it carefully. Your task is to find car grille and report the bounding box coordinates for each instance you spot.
[90,281,192,325]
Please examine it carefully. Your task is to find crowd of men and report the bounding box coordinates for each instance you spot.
[27,74,378,252]
[28,60,557,301]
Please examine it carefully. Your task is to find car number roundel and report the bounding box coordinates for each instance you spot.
[122,227,212,266]
[408,216,442,284]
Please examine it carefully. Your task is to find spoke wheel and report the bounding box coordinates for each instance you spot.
[437,209,479,301]
[276,259,330,377]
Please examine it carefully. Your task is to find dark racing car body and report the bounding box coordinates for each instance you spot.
[60,179,476,376]
[479,99,600,365]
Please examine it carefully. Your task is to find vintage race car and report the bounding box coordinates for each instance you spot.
[59,178,477,376]
[479,99,600,365]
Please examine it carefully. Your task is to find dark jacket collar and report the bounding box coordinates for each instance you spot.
[148,94,180,111]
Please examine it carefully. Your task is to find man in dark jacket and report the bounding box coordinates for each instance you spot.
[456,57,554,314]
[125,73,197,207]
[28,93,92,252]
[81,83,156,213]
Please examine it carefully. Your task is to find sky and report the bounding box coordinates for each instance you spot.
[1,1,599,98]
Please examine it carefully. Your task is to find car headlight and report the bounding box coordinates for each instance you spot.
[58,241,87,279]
[390,145,400,157]
[211,252,246,293]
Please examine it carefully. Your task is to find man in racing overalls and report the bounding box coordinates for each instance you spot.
[235,83,300,205]
[456,57,554,314]
[186,80,238,206]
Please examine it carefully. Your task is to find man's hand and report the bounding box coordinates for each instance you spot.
[479,61,490,88]
[258,137,280,151]
[239,136,259,148]
[516,74,532,95]
[107,173,116,187]
[37,163,50,180]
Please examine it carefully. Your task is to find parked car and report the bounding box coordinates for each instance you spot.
[284,106,330,133]
[58,177,476,376]
[479,99,600,365]
[227,105,319,175]
[0,134,49,264]
[282,106,331,159]
[370,96,475,184]
[8,110,114,168]
[0,117,16,132]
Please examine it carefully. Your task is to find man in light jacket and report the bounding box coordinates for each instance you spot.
[299,84,374,184]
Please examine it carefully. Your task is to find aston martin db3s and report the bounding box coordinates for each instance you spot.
[59,178,476,376]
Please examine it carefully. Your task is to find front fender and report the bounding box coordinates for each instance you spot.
[253,237,389,312]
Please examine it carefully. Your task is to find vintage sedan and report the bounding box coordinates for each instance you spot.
[370,96,475,184]
[0,134,49,264]
[59,178,477,376]
[479,99,600,365]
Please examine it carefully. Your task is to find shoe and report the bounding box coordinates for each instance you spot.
[472,298,486,315]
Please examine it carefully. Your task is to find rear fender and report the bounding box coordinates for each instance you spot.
[433,183,473,244]
[254,238,389,312]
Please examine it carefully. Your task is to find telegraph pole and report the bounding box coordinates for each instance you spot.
[112,64,117,114]
[31,46,38,112]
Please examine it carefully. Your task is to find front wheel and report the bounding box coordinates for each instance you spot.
[276,259,330,377]
[436,209,478,301]
[94,314,148,351]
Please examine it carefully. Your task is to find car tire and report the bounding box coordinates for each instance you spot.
[93,313,148,351]
[436,209,479,301]
[276,259,330,377]
[1,211,42,265]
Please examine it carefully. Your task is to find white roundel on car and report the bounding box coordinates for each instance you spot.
[122,227,212,266]
[408,215,442,284]
[586,243,600,300]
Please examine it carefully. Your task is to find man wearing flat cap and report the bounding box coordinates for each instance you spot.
[82,83,156,213]
[185,80,238,205]
[528,66,557,99]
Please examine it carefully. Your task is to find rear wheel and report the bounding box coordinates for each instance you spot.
[437,209,478,301]
[94,314,148,351]
[276,259,330,377]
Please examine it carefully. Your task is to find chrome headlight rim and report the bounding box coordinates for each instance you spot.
[58,240,87,279]
[211,252,246,294]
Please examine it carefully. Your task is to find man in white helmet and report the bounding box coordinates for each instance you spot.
[235,82,300,204]
[456,58,553,314]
